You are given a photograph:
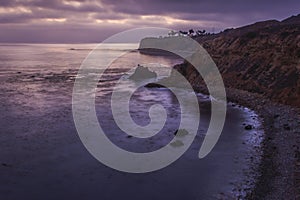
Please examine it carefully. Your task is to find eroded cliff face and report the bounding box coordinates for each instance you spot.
[176,15,300,107]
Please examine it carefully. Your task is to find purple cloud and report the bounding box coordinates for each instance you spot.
[0,0,298,42]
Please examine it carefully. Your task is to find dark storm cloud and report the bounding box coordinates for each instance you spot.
[101,0,299,16]
[0,13,32,24]
[0,0,18,7]
[93,12,129,20]
[0,0,299,42]
[100,0,300,28]
[0,23,129,43]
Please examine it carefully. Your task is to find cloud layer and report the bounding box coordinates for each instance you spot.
[0,0,299,42]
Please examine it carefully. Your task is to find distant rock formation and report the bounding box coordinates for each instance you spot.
[138,37,183,57]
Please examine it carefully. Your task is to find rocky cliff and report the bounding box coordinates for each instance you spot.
[174,14,300,107]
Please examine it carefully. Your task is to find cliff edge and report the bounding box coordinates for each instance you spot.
[174,14,300,107]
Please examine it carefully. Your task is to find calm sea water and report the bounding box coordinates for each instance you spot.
[0,43,182,113]
[0,43,262,200]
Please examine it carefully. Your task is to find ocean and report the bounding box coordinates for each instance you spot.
[0,43,262,199]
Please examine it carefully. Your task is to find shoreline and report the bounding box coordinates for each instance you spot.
[145,68,299,198]
[192,85,299,199]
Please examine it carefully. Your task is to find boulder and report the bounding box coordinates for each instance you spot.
[244,124,254,130]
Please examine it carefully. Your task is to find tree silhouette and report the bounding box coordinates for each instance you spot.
[189,29,194,36]
[196,29,206,36]
[179,30,188,36]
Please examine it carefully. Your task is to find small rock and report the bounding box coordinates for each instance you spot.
[144,82,165,88]
[174,129,189,137]
[126,135,133,138]
[244,125,253,130]
[170,140,184,147]
[283,123,291,130]
[273,114,280,119]
[1,163,12,167]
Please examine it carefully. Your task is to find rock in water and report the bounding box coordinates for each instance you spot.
[244,124,254,130]
[170,140,184,147]
[144,82,165,88]
[174,129,189,137]
[128,64,157,81]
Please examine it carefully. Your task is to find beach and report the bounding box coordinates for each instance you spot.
[222,88,300,199]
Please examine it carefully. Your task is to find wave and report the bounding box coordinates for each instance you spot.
[68,48,138,52]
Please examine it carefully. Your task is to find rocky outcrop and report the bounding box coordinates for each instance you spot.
[173,14,300,107]
[129,64,157,81]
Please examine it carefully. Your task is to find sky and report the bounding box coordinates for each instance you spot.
[0,0,299,43]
